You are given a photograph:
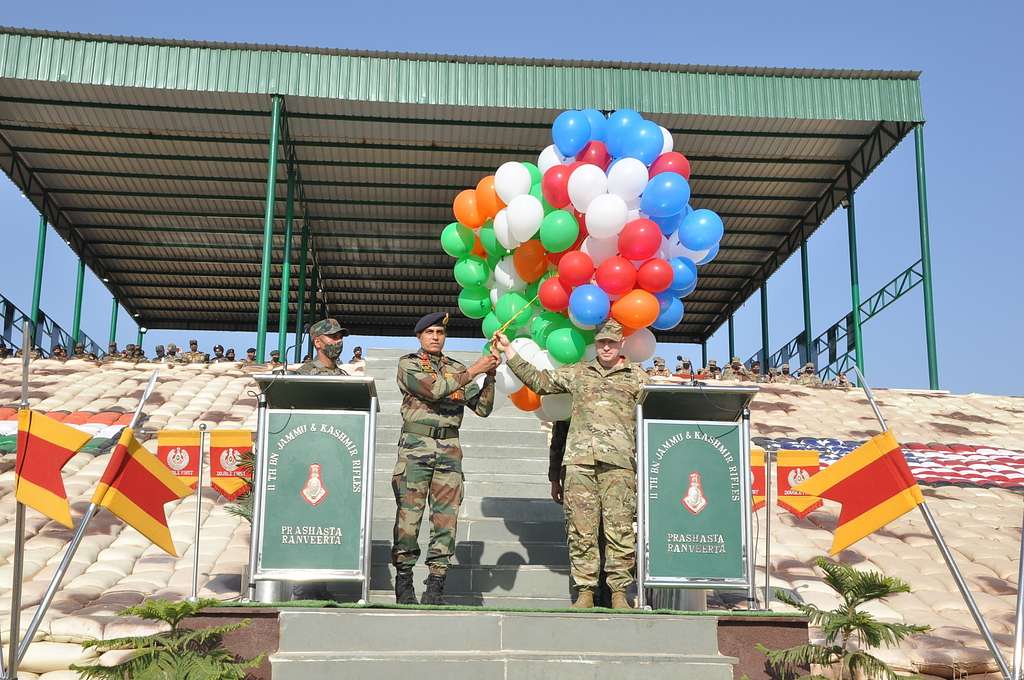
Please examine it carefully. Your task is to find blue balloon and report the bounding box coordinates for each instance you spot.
[677,278,698,298]
[667,256,697,294]
[568,284,610,326]
[552,110,592,157]
[621,120,663,165]
[651,297,685,330]
[640,172,691,218]
[652,211,684,237]
[697,242,720,265]
[605,108,642,158]
[679,209,724,251]
[581,108,607,142]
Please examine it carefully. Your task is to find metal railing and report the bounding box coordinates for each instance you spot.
[0,293,104,358]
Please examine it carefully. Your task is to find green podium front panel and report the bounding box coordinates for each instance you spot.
[256,409,368,579]
[643,420,747,587]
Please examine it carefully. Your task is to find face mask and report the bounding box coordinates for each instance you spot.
[322,341,343,361]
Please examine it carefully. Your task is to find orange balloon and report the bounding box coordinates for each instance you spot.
[471,234,487,258]
[513,240,549,283]
[475,175,505,220]
[509,385,541,411]
[622,326,638,337]
[611,289,660,329]
[453,189,484,228]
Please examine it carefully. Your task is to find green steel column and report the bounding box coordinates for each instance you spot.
[701,341,708,369]
[727,315,735,359]
[107,296,118,345]
[71,259,85,343]
[915,126,940,389]
[293,220,310,363]
[135,327,144,349]
[760,284,769,369]
[800,236,813,361]
[28,214,47,343]
[845,186,866,374]
[277,166,296,358]
[255,95,283,362]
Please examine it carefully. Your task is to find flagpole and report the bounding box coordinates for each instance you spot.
[188,424,208,602]
[1012,506,1024,680]
[15,370,160,667]
[5,322,33,679]
[852,366,1011,680]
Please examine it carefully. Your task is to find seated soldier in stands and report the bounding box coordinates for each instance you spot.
[832,372,852,389]
[798,362,822,387]
[674,356,694,379]
[750,359,763,382]
[650,357,672,378]
[241,347,257,365]
[0,341,8,359]
[706,359,721,379]
[226,348,236,362]
[100,342,120,363]
[52,345,68,361]
[269,349,283,367]
[153,344,166,362]
[164,342,181,363]
[774,363,796,384]
[721,357,749,381]
[209,344,227,362]
[70,343,96,361]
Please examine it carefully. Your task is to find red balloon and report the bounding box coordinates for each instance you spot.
[557,251,595,288]
[575,141,611,170]
[539,276,571,312]
[595,256,637,296]
[649,152,691,181]
[618,218,662,261]
[541,162,579,210]
[636,258,674,293]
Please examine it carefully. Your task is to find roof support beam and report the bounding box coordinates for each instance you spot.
[914,125,939,389]
[29,214,47,344]
[255,95,282,362]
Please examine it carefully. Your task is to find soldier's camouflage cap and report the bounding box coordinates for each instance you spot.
[414,312,449,334]
[108,341,117,348]
[730,356,742,364]
[653,356,665,365]
[155,344,164,352]
[709,359,719,367]
[310,317,349,339]
[270,350,280,358]
[189,338,198,345]
[804,362,815,369]
[594,319,624,342]
[781,363,790,370]
[167,343,177,351]
[74,343,84,350]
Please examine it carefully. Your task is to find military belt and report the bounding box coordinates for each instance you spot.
[402,422,459,440]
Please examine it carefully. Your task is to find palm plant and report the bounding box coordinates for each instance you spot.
[757,556,930,680]
[225,450,255,524]
[72,598,261,680]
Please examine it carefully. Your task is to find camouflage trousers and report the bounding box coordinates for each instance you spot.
[564,462,637,592]
[390,435,464,576]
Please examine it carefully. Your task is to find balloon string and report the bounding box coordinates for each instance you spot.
[494,294,540,338]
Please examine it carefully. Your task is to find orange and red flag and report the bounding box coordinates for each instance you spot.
[751,446,766,511]
[209,430,253,501]
[92,428,192,556]
[793,431,923,555]
[156,430,201,489]
[16,409,91,528]
[776,450,823,519]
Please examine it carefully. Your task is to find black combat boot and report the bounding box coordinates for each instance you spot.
[395,569,417,605]
[421,573,447,606]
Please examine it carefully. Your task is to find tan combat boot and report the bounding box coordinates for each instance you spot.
[611,591,633,610]
[572,589,595,609]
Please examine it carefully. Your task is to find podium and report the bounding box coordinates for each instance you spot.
[245,374,378,603]
[635,382,759,611]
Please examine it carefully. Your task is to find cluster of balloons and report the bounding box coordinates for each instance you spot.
[440,108,725,420]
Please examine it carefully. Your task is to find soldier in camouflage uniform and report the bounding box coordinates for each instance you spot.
[798,362,822,387]
[294,318,350,376]
[52,345,68,361]
[0,342,9,360]
[721,357,750,381]
[706,358,721,379]
[392,312,498,605]
[495,319,649,610]
[649,357,672,378]
[225,348,236,362]
[183,339,206,364]
[209,344,227,363]
[775,363,796,384]
[99,342,121,363]
[70,343,96,361]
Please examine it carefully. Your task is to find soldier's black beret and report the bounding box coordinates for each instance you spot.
[414,312,449,334]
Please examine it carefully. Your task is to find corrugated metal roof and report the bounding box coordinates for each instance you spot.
[0,28,923,342]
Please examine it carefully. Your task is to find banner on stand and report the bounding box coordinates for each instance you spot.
[210,430,253,500]
[777,450,822,519]
[156,430,201,488]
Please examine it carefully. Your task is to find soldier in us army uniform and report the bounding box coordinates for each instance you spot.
[798,362,822,387]
[294,318,350,376]
[495,319,649,610]
[392,312,498,605]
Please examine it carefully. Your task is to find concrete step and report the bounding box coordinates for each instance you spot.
[370,516,567,545]
[370,497,565,523]
[367,563,569,596]
[271,609,735,680]
[368,590,569,609]
[370,539,568,567]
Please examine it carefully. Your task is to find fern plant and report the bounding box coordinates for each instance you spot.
[225,450,255,524]
[72,598,262,680]
[757,556,930,680]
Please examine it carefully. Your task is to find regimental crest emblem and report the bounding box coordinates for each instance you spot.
[166,447,190,472]
[787,467,811,487]
[681,471,708,515]
[219,448,241,473]
[301,463,328,507]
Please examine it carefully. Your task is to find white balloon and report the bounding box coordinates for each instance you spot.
[489,287,500,307]
[669,239,710,263]
[538,144,569,174]
[567,164,608,213]
[659,125,674,155]
[493,209,520,251]
[607,157,649,201]
[506,194,544,243]
[531,350,557,372]
[585,193,629,239]
[580,235,619,267]
[625,196,641,211]
[495,162,532,204]
[474,374,487,390]
[568,310,596,331]
[540,393,572,421]
[511,337,541,364]
[626,208,641,222]
[623,327,657,363]
[494,364,523,394]
[494,255,527,291]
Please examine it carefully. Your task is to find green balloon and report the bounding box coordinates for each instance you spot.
[579,328,596,345]
[453,255,489,288]
[495,291,530,330]
[531,311,570,346]
[479,221,509,259]
[546,327,587,365]
[458,285,492,319]
[440,222,475,259]
[481,311,501,339]
[522,162,542,185]
[482,341,493,356]
[540,210,580,253]
[530,182,556,215]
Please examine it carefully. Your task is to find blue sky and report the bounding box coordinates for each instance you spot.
[1,1,1020,395]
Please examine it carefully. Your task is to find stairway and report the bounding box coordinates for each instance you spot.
[363,348,570,608]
